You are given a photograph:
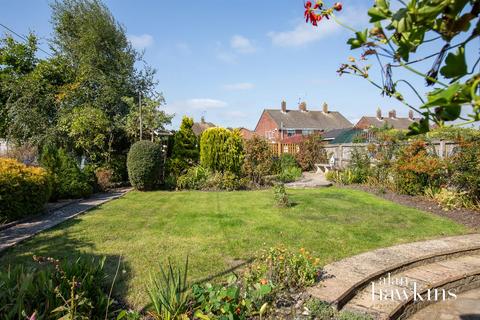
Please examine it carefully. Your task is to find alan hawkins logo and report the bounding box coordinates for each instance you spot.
[370,273,457,302]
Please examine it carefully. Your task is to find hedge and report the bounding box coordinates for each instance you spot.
[200,128,243,175]
[0,158,52,221]
[127,140,164,191]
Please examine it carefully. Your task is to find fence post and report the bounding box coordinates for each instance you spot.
[439,140,445,159]
[339,145,344,168]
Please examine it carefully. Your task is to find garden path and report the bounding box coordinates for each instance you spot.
[308,233,480,319]
[285,171,332,188]
[0,188,130,253]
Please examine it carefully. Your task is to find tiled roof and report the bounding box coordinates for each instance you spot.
[192,121,215,136]
[264,109,353,131]
[356,116,419,130]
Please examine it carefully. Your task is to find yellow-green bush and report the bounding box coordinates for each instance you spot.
[0,158,51,221]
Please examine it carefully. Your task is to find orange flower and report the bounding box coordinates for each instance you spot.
[260,278,268,285]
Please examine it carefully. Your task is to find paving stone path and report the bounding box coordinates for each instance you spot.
[285,171,332,188]
[0,189,130,253]
[308,234,480,319]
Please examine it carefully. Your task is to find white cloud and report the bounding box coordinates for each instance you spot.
[268,7,368,47]
[268,21,340,47]
[128,34,154,49]
[230,35,256,54]
[168,99,228,112]
[223,82,255,91]
[216,51,237,64]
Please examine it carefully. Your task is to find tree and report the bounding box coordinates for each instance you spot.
[304,0,480,134]
[123,95,173,142]
[59,106,111,162]
[200,127,244,174]
[169,116,199,177]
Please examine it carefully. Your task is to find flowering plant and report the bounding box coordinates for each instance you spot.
[304,0,480,135]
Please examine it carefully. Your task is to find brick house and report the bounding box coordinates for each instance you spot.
[355,108,419,130]
[254,101,353,142]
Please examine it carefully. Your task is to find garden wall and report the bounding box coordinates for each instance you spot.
[324,140,459,168]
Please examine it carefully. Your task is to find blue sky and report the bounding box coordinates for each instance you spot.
[2,1,478,129]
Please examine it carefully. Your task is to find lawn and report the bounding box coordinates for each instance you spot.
[0,188,467,308]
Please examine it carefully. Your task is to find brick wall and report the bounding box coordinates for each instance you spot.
[254,112,280,141]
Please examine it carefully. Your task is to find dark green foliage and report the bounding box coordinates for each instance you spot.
[242,135,274,186]
[200,127,244,175]
[274,154,302,183]
[0,256,115,320]
[448,138,480,203]
[40,145,93,200]
[347,148,371,184]
[169,116,199,177]
[176,165,211,190]
[127,140,163,191]
[0,158,52,221]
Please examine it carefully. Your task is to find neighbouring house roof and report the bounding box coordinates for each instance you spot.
[192,120,215,136]
[355,116,419,130]
[238,127,255,140]
[323,128,364,144]
[261,109,353,131]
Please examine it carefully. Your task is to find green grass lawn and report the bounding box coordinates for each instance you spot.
[0,188,467,308]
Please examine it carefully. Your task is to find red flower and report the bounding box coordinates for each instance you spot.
[334,2,342,11]
[304,1,313,23]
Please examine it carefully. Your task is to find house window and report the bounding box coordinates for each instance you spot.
[287,129,296,137]
[302,129,313,136]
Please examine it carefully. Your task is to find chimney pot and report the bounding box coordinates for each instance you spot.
[408,110,414,120]
[299,101,307,112]
[281,100,287,113]
[323,102,329,113]
[389,109,396,119]
[376,108,382,119]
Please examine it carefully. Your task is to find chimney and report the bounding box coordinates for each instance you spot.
[376,108,382,119]
[201,116,206,124]
[388,109,396,119]
[281,100,287,113]
[322,102,329,113]
[408,110,414,120]
[299,101,307,112]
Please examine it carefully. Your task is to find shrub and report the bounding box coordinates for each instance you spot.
[147,259,190,320]
[40,145,92,200]
[95,167,114,191]
[176,165,211,190]
[273,183,290,207]
[244,247,321,293]
[347,148,371,183]
[127,140,163,191]
[0,256,116,320]
[325,169,357,185]
[243,136,274,186]
[169,116,199,177]
[0,158,51,221]
[200,128,244,175]
[425,187,476,211]
[277,166,302,183]
[295,134,327,171]
[392,140,445,195]
[448,138,480,203]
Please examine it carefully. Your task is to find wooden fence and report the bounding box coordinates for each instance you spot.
[270,143,300,157]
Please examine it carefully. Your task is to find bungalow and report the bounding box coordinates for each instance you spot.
[254,101,353,143]
[355,108,418,130]
[192,117,216,136]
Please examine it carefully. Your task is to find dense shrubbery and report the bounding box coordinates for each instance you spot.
[326,128,480,211]
[176,165,247,191]
[40,145,92,200]
[295,134,327,171]
[200,127,244,175]
[0,158,51,221]
[127,140,163,191]
[274,154,303,183]
[242,136,274,186]
[0,256,119,320]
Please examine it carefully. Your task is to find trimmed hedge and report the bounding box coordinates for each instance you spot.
[127,140,164,191]
[200,128,243,175]
[0,158,52,221]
